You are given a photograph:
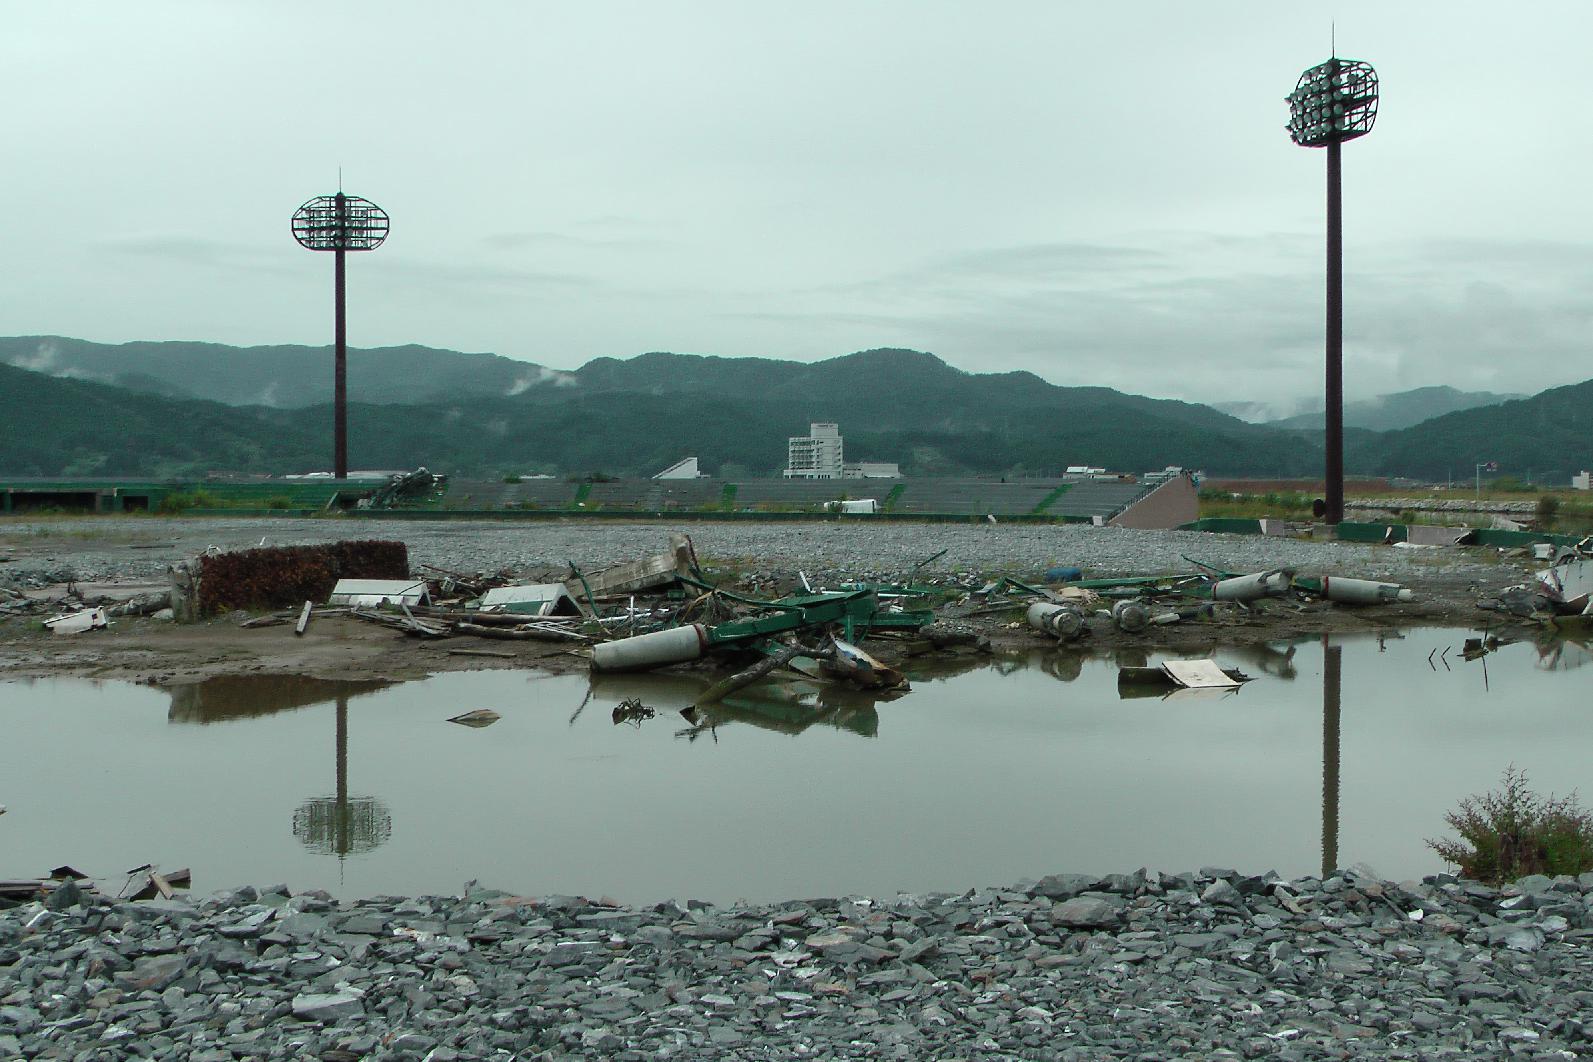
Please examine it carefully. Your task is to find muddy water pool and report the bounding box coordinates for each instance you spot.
[2,628,1588,903]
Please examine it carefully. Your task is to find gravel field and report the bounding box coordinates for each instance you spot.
[0,517,1503,589]
[4,868,1591,1060]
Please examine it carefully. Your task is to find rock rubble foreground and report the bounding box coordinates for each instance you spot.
[4,867,1593,1060]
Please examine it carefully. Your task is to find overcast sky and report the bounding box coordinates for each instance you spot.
[5,1,1591,412]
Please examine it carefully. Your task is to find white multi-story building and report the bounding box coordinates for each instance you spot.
[785,423,844,479]
[1574,470,1591,491]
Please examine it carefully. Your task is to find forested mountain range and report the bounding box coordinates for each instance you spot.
[0,338,1585,481]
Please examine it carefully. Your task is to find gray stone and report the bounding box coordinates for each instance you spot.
[115,953,187,992]
[44,879,84,910]
[291,990,365,1023]
[1031,874,1097,900]
[1200,878,1246,908]
[1053,896,1123,929]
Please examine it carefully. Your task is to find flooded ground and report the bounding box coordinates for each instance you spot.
[2,628,1588,904]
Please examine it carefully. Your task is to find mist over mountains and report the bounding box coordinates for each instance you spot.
[1212,386,1525,432]
[0,337,1585,483]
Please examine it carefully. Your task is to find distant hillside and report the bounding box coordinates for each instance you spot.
[0,363,326,477]
[0,347,1323,478]
[1265,386,1524,432]
[0,336,566,408]
[1346,380,1593,482]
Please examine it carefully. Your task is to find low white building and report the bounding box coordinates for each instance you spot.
[1574,471,1591,491]
[843,461,900,479]
[785,423,845,479]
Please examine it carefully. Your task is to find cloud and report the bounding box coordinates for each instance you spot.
[506,366,577,395]
[99,235,295,275]
[373,258,593,291]
[3,340,108,383]
[482,230,656,252]
[713,232,1593,406]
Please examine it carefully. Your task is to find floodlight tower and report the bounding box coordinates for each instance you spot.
[291,192,390,479]
[1286,57,1378,525]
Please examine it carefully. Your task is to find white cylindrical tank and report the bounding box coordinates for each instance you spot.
[1321,577,1413,604]
[590,624,710,672]
[1111,599,1150,633]
[1212,569,1293,601]
[1026,602,1084,640]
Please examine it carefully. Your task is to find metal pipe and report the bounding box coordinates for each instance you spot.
[1325,138,1343,525]
[591,624,710,672]
[1212,569,1294,602]
[1321,576,1413,604]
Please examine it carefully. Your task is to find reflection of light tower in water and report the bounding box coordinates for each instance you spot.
[1321,637,1342,877]
[292,693,392,871]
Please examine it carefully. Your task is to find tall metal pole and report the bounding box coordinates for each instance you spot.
[334,247,348,480]
[1287,55,1376,527]
[1321,637,1342,878]
[293,190,388,480]
[1325,140,1344,525]
[333,193,349,480]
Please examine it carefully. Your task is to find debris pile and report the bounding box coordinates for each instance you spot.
[0,864,189,910]
[176,540,410,620]
[0,582,172,631]
[1479,540,1593,630]
[987,556,1418,646]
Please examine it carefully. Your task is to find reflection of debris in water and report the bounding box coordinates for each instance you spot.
[1041,651,1084,683]
[611,698,656,727]
[1534,633,1593,672]
[676,681,880,740]
[1224,641,1299,680]
[167,675,393,725]
[448,709,501,728]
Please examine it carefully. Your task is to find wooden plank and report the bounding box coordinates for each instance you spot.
[295,600,313,636]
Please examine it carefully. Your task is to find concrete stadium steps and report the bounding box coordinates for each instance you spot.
[732,479,895,509]
[585,479,723,510]
[447,479,580,509]
[888,480,1059,516]
[1048,481,1154,519]
[423,476,1153,519]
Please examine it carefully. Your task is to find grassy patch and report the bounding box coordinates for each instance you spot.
[1198,490,1316,520]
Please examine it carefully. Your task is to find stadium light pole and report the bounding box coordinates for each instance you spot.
[1287,56,1378,525]
[291,191,390,479]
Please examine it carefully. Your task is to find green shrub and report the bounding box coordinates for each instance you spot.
[503,475,523,484]
[264,495,293,510]
[1428,766,1593,883]
[1536,494,1561,527]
